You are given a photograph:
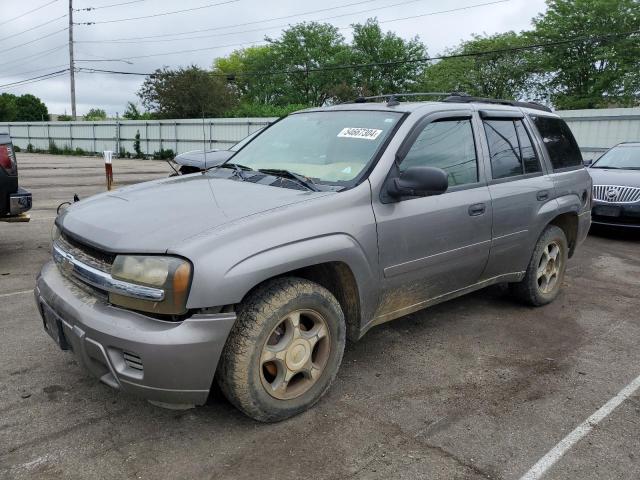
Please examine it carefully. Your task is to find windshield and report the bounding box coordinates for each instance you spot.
[227,110,403,184]
[592,145,640,170]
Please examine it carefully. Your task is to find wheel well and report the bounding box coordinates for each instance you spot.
[549,213,579,257]
[242,262,362,342]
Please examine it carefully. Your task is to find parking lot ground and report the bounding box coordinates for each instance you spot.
[1,153,639,480]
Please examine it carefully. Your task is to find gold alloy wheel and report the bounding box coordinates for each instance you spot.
[259,309,331,400]
[537,240,563,294]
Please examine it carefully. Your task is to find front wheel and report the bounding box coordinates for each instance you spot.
[217,277,346,422]
[510,225,568,306]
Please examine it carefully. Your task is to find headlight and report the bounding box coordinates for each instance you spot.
[110,255,192,315]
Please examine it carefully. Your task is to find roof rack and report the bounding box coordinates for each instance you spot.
[346,92,553,113]
[351,92,468,106]
[442,95,553,113]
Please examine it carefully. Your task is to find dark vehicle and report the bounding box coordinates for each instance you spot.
[0,133,31,219]
[170,128,264,175]
[588,142,640,228]
[37,94,591,422]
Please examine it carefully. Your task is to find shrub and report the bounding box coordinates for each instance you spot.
[74,147,86,156]
[133,130,143,158]
[13,145,21,152]
[26,143,34,153]
[48,140,61,155]
[152,148,174,160]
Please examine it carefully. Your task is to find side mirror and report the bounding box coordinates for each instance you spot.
[583,158,593,167]
[387,166,449,198]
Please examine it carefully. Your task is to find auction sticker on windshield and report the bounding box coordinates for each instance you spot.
[337,127,383,140]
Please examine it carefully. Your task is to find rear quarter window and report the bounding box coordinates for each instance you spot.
[530,116,583,170]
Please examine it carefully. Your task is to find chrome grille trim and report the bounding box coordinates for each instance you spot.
[52,243,165,302]
[592,185,640,204]
[56,236,112,273]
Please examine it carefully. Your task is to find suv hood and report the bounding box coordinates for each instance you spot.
[588,167,640,188]
[57,174,331,253]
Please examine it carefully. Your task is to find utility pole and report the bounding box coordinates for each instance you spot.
[68,0,77,120]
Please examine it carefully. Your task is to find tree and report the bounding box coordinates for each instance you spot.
[138,66,236,119]
[15,94,48,121]
[350,19,427,96]
[123,101,153,120]
[84,108,107,121]
[0,94,18,122]
[531,0,640,108]
[420,32,535,101]
[265,22,354,105]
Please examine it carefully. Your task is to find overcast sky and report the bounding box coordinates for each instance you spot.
[2,0,548,116]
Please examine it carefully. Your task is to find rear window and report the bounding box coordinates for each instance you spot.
[530,116,582,170]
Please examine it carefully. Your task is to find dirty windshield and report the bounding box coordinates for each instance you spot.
[592,145,640,170]
[227,111,403,184]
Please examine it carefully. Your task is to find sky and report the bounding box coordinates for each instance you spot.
[1,0,548,116]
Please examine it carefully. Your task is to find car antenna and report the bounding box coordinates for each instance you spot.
[202,109,207,174]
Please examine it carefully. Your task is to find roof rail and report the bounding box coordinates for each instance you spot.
[442,95,553,113]
[350,92,468,106]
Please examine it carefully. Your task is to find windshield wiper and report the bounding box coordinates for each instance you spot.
[258,168,320,191]
[217,162,253,180]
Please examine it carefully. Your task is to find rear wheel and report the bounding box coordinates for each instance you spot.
[217,277,346,422]
[510,225,568,306]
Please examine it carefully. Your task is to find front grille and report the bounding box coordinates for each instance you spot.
[56,234,114,273]
[593,185,640,204]
[123,352,143,372]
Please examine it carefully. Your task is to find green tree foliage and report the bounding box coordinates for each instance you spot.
[84,108,107,121]
[138,66,236,118]
[123,101,153,120]
[57,114,72,121]
[265,22,354,105]
[0,93,48,121]
[350,19,427,95]
[420,32,534,100]
[16,94,48,121]
[531,0,640,108]
[0,94,18,121]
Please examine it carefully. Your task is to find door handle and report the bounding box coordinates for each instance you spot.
[537,190,550,201]
[468,203,486,216]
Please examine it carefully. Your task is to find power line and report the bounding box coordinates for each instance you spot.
[0,27,68,55]
[75,0,240,25]
[75,0,145,11]
[0,63,70,79]
[0,0,60,27]
[0,14,67,43]
[75,29,640,79]
[1,71,70,91]
[0,69,69,89]
[75,0,399,42]
[1,44,68,71]
[77,0,510,46]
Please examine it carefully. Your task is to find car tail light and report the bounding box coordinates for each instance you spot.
[0,144,17,175]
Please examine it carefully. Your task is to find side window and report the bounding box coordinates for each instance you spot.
[515,121,541,174]
[484,120,522,179]
[484,119,542,179]
[530,116,583,170]
[400,119,478,187]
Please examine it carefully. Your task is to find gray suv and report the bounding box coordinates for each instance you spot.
[35,95,591,422]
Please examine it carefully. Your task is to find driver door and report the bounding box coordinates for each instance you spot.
[372,112,492,321]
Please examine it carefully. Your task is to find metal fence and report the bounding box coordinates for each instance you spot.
[3,108,640,160]
[558,107,640,161]
[0,118,277,156]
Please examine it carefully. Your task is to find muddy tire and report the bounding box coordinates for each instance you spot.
[510,225,568,306]
[217,277,346,422]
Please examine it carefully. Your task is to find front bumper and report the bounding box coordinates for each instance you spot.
[9,186,32,215]
[591,201,640,228]
[35,261,236,406]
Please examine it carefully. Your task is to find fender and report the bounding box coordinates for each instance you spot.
[184,232,380,323]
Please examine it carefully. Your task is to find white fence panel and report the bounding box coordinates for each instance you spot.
[0,118,276,156]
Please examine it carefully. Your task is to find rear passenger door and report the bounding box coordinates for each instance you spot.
[478,111,555,279]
